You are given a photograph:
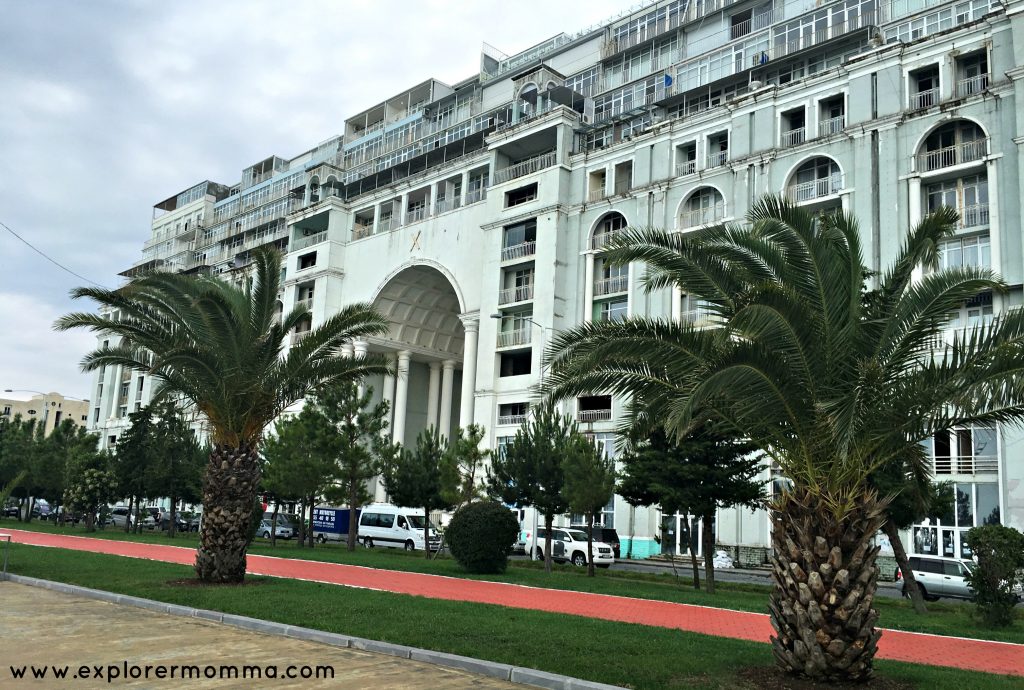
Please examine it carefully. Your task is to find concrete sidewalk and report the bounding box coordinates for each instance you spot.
[0,582,519,689]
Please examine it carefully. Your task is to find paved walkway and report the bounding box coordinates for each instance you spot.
[5,529,1024,678]
[0,581,517,689]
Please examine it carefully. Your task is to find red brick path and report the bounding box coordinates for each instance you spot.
[4,529,1022,677]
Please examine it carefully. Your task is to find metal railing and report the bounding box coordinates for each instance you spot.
[819,115,846,137]
[591,228,625,250]
[498,284,534,305]
[911,87,939,110]
[497,414,527,426]
[680,307,718,327]
[404,206,429,224]
[679,203,726,229]
[915,138,988,172]
[434,196,462,214]
[706,150,728,168]
[786,174,844,203]
[934,455,998,475]
[493,151,558,185]
[594,274,629,296]
[577,409,612,423]
[465,188,487,205]
[749,11,878,68]
[292,231,327,251]
[959,203,990,228]
[781,128,806,147]
[588,188,607,202]
[676,160,697,176]
[501,240,536,262]
[957,74,989,98]
[497,329,532,348]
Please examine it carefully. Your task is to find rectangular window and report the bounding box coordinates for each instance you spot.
[505,183,538,208]
[503,219,537,248]
[298,252,317,270]
[598,299,629,322]
[93,408,100,423]
[499,351,532,377]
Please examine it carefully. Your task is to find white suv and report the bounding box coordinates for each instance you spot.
[524,527,615,567]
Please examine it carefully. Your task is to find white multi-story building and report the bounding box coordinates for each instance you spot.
[91,0,1024,568]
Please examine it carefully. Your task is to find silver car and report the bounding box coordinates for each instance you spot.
[258,519,293,540]
[900,556,975,601]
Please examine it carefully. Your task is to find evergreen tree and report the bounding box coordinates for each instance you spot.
[146,401,204,537]
[563,438,615,577]
[487,404,579,574]
[618,424,764,593]
[441,424,490,507]
[112,406,158,532]
[382,428,450,558]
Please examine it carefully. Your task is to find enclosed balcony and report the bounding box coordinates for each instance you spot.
[498,284,535,306]
[590,212,628,250]
[786,157,844,203]
[678,188,726,229]
[594,274,628,297]
[496,328,532,349]
[915,121,988,173]
[493,151,558,185]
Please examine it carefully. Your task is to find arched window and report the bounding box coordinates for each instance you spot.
[786,158,843,203]
[917,121,987,172]
[591,212,628,249]
[679,188,725,228]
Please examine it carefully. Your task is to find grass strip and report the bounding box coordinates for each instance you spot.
[5,520,1021,645]
[2,543,1022,690]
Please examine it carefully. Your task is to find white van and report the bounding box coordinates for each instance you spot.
[357,503,441,552]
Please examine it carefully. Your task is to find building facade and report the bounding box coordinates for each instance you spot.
[2,391,90,435]
[92,0,1024,567]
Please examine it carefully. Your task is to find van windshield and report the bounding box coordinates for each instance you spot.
[408,516,434,530]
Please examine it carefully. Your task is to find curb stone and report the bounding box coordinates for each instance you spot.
[1,574,627,690]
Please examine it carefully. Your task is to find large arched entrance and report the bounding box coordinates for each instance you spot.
[369,265,469,456]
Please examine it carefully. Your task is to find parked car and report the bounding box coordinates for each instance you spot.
[571,524,621,560]
[257,518,294,540]
[898,555,1023,602]
[109,506,156,530]
[188,514,202,532]
[158,513,189,532]
[525,527,615,567]
[2,502,20,518]
[357,503,440,551]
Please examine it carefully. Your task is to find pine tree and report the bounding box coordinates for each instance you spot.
[563,437,615,577]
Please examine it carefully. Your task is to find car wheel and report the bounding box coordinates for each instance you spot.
[915,585,939,602]
[262,531,270,539]
[364,537,374,548]
[597,564,611,569]
[571,552,587,567]
[533,548,543,561]
[316,534,326,544]
[405,540,415,551]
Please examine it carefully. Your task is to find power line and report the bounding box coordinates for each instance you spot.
[1,220,110,289]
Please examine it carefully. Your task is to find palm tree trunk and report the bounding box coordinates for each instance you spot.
[883,520,927,614]
[195,443,261,583]
[702,511,716,595]
[768,487,886,682]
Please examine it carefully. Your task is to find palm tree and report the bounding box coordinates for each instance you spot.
[56,247,390,583]
[542,197,1024,681]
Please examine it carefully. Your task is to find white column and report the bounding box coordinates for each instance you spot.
[672,287,683,321]
[392,351,411,446]
[908,177,923,284]
[626,262,637,317]
[381,353,397,434]
[840,192,851,214]
[353,339,368,396]
[583,255,595,322]
[426,361,441,430]
[986,160,1000,276]
[458,315,479,428]
[439,359,456,439]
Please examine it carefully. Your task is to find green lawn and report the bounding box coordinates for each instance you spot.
[4,519,1022,646]
[2,544,1021,690]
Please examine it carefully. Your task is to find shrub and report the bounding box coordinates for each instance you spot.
[964,524,1024,627]
[446,501,519,574]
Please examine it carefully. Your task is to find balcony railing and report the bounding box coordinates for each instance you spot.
[353,223,373,240]
[498,284,534,305]
[404,206,429,224]
[600,11,685,58]
[493,151,558,185]
[959,203,990,228]
[465,188,487,205]
[934,455,998,475]
[679,203,726,229]
[434,196,462,215]
[819,115,845,137]
[915,138,988,172]
[911,87,939,110]
[294,297,313,311]
[957,74,989,98]
[577,409,612,423]
[676,160,697,176]
[497,329,532,348]
[497,414,528,426]
[594,274,628,296]
[750,11,878,68]
[588,188,607,202]
[786,174,844,203]
[292,231,327,252]
[501,240,536,262]
[290,331,311,346]
[781,128,806,147]
[680,307,718,327]
[706,150,728,169]
[377,217,397,233]
[591,228,625,250]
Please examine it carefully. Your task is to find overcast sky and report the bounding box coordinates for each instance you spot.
[0,0,628,401]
